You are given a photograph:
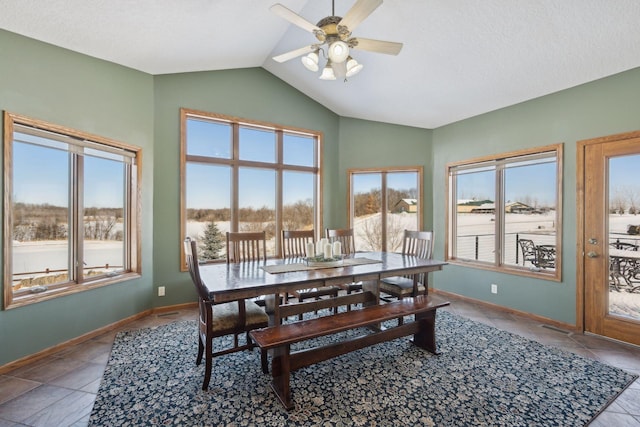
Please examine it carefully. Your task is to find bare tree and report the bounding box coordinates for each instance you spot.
[358,214,404,252]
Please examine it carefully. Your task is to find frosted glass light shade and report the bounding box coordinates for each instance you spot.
[301,51,319,71]
[319,62,336,80]
[346,57,363,77]
[328,41,349,63]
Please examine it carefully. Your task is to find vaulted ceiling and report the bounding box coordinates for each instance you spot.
[2,0,639,128]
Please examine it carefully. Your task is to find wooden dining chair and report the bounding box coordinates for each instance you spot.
[380,230,434,301]
[282,229,339,319]
[184,237,269,390]
[326,227,361,310]
[226,231,267,263]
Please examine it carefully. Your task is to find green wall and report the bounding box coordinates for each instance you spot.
[431,67,640,324]
[0,30,155,366]
[151,69,341,306]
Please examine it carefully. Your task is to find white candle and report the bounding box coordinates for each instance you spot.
[306,242,315,258]
[332,241,342,257]
[324,243,333,259]
[316,240,323,254]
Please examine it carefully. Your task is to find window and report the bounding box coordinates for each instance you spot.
[446,144,562,280]
[180,109,321,266]
[348,167,423,252]
[3,112,141,309]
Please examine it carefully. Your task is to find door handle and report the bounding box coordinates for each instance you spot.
[587,251,598,258]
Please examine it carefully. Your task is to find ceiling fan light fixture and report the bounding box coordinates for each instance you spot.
[345,57,363,77]
[301,50,319,71]
[319,61,336,80]
[328,40,349,63]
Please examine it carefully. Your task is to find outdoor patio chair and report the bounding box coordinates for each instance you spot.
[518,238,538,267]
[183,237,269,390]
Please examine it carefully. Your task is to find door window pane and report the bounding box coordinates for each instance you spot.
[608,154,640,320]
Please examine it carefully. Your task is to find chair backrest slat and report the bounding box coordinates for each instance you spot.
[282,229,314,259]
[402,230,434,260]
[226,231,267,263]
[326,228,356,255]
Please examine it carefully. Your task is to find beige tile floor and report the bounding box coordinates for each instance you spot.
[0,296,639,426]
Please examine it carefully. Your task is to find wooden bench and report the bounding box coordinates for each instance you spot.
[249,295,450,410]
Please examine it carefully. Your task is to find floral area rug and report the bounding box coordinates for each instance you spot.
[89,311,636,426]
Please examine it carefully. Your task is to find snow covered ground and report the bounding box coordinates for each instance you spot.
[11,213,640,321]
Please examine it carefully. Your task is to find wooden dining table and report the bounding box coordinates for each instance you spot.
[197,251,448,324]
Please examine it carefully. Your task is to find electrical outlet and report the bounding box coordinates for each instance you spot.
[491,284,498,294]
[158,286,166,297]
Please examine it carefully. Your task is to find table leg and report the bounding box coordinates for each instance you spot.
[412,310,439,354]
[270,344,293,410]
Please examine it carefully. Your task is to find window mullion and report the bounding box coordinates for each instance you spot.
[73,151,84,283]
[381,172,388,251]
[275,131,283,255]
[231,123,239,232]
[495,165,505,265]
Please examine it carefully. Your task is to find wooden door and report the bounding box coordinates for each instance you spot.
[580,131,640,345]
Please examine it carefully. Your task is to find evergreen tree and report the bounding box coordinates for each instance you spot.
[199,221,224,260]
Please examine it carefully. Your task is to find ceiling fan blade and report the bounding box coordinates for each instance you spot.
[338,0,383,34]
[273,45,317,63]
[350,37,403,55]
[270,3,325,35]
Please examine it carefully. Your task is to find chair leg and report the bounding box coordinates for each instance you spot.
[202,336,213,390]
[196,335,204,365]
[261,349,268,374]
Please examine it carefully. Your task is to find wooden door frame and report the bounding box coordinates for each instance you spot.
[576,129,640,333]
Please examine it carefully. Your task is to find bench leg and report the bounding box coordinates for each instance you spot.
[270,344,294,410]
[412,310,439,355]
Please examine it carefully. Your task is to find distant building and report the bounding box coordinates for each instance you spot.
[505,201,535,213]
[392,198,418,213]
[457,200,537,214]
[457,199,495,214]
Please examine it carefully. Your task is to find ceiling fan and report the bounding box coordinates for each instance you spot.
[270,0,403,80]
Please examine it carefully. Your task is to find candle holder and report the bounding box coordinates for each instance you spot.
[305,254,344,268]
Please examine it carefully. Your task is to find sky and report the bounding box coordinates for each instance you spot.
[13,139,124,208]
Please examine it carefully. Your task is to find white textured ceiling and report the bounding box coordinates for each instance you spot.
[1,0,640,128]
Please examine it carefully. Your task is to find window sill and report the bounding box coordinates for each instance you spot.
[446,258,561,282]
[4,272,141,310]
